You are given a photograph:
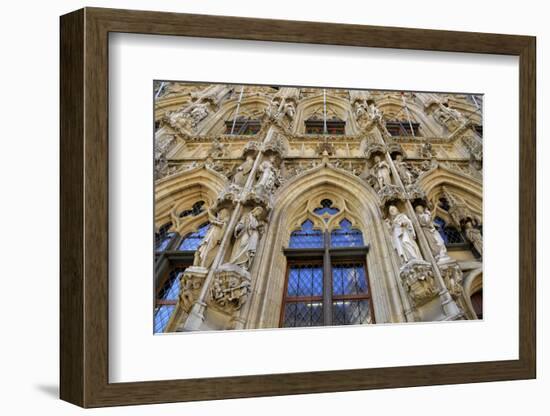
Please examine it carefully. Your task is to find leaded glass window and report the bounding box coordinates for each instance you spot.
[434,217,466,246]
[282,264,324,328]
[178,222,210,251]
[330,219,364,247]
[154,268,185,333]
[282,213,374,328]
[289,220,323,248]
[155,221,175,252]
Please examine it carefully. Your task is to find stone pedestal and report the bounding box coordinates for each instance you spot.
[209,263,252,315]
[179,266,208,313]
[399,259,438,307]
[437,258,464,300]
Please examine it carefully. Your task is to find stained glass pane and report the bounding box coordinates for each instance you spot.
[289,220,323,248]
[434,217,465,245]
[330,219,364,247]
[154,305,176,333]
[178,222,210,251]
[332,264,368,295]
[179,200,205,218]
[157,269,184,301]
[332,300,371,325]
[283,302,324,327]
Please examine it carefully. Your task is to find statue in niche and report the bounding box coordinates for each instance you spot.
[229,207,265,270]
[354,100,368,119]
[388,205,423,264]
[415,205,449,261]
[283,102,296,119]
[165,109,193,132]
[419,141,435,159]
[372,155,392,189]
[394,154,415,185]
[255,157,278,195]
[193,208,230,269]
[464,220,483,257]
[433,104,465,131]
[367,102,383,120]
[232,154,254,187]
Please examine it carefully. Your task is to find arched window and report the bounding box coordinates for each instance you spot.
[225,117,261,135]
[289,220,323,248]
[305,115,345,135]
[282,215,373,327]
[154,267,185,333]
[331,219,364,247]
[178,222,210,251]
[155,221,175,252]
[434,217,466,246]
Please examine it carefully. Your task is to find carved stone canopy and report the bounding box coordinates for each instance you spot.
[179,266,209,313]
[209,263,252,314]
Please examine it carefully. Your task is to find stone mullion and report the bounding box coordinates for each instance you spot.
[384,152,462,319]
[183,126,276,330]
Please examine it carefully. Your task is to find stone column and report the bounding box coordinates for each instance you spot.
[182,126,277,330]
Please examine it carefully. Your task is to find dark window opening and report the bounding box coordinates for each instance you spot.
[434,217,466,247]
[225,118,261,135]
[179,201,205,218]
[305,117,345,135]
[313,199,340,217]
[385,120,421,137]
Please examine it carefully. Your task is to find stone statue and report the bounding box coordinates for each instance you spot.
[388,205,422,264]
[394,154,415,185]
[255,158,277,195]
[229,207,264,270]
[166,109,193,132]
[367,102,383,120]
[193,208,230,269]
[464,220,483,257]
[372,155,392,189]
[284,102,296,119]
[232,154,254,187]
[415,205,448,261]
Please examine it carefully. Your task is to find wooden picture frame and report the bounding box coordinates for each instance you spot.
[60,7,536,408]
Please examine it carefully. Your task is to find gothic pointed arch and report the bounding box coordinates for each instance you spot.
[242,166,408,329]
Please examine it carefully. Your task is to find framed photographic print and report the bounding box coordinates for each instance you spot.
[60,7,536,408]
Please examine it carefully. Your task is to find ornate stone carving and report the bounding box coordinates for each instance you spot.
[378,184,406,206]
[316,140,335,156]
[210,264,252,313]
[438,259,464,299]
[400,260,438,307]
[464,220,483,257]
[208,137,227,158]
[179,266,208,313]
[388,205,423,264]
[419,141,435,158]
[432,103,465,131]
[228,207,265,271]
[254,158,279,197]
[405,184,427,201]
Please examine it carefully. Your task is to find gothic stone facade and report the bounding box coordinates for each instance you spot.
[153,83,483,333]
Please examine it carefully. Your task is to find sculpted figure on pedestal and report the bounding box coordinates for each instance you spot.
[388,205,422,264]
[193,208,230,269]
[232,155,254,187]
[367,102,383,121]
[464,220,483,257]
[229,207,265,271]
[372,155,392,189]
[415,205,448,261]
[189,103,209,126]
[255,158,278,195]
[394,154,415,185]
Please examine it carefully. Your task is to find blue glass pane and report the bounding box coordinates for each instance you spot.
[158,270,184,301]
[289,220,323,248]
[331,219,364,247]
[332,300,371,325]
[154,305,176,333]
[332,264,368,295]
[155,232,175,252]
[178,222,210,251]
[287,265,323,297]
[283,302,324,327]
